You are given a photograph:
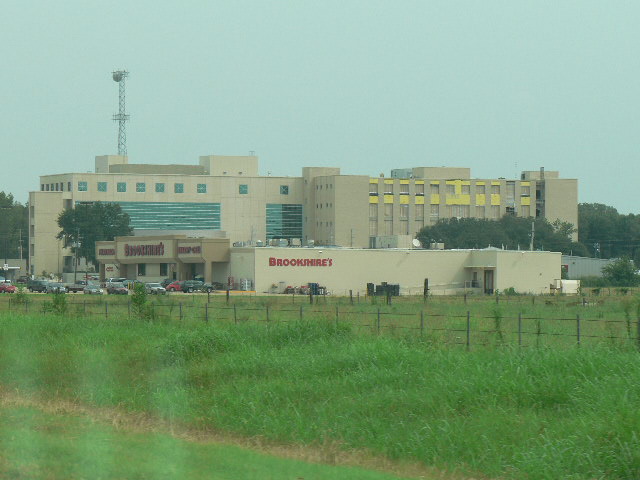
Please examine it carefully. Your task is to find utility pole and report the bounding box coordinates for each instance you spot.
[529,221,535,251]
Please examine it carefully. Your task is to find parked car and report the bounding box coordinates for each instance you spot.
[45,282,67,294]
[166,280,214,293]
[145,282,166,295]
[160,278,175,288]
[0,283,17,293]
[83,284,104,295]
[106,282,129,295]
[66,280,88,293]
[27,279,49,293]
[16,276,30,284]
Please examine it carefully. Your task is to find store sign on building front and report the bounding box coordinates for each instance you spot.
[124,242,165,257]
[269,257,333,267]
[98,248,116,256]
[178,246,202,254]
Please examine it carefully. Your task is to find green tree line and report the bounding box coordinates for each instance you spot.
[0,192,28,261]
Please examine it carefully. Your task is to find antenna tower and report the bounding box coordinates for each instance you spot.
[112,70,130,155]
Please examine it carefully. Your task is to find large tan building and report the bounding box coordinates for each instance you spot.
[28,154,577,277]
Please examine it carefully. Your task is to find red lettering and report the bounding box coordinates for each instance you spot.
[329,259,333,266]
[276,259,283,266]
[322,259,328,267]
[283,259,290,266]
[269,257,276,266]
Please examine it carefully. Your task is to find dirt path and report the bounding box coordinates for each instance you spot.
[0,386,488,480]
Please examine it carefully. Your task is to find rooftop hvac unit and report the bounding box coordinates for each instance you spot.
[256,240,264,247]
[277,239,289,247]
[290,238,302,247]
[307,239,315,247]
[269,239,278,247]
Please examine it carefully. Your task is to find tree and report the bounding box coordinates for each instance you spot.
[416,215,585,255]
[0,192,28,261]
[57,202,132,268]
[601,257,640,287]
[578,203,640,262]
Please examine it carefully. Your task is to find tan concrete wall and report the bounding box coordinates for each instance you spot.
[29,191,69,276]
[412,167,471,179]
[543,179,578,239]
[495,250,561,294]
[199,155,259,176]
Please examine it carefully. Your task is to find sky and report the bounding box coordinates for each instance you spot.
[1,1,639,213]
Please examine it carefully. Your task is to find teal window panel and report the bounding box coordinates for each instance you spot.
[280,185,289,195]
[174,183,184,193]
[239,184,248,194]
[117,182,127,193]
[155,183,165,193]
[78,181,88,192]
[266,204,302,240]
[113,202,221,230]
[197,183,207,194]
[97,182,107,192]
[136,182,146,193]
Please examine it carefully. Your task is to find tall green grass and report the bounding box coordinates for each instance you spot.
[1,312,639,479]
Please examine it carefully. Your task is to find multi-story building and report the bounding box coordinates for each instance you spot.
[28,154,577,276]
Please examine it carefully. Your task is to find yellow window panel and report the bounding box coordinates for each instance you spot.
[476,181,486,186]
[491,181,501,186]
[445,180,457,185]
[430,181,440,185]
[491,194,501,205]
[521,197,530,206]
[369,196,379,204]
[476,194,486,206]
[461,181,471,185]
[521,181,530,186]
[369,178,379,184]
[399,195,409,204]
[400,179,409,184]
[430,194,440,204]
[415,180,425,184]
[384,179,394,184]
[384,194,394,203]
[445,194,471,205]
[415,196,425,205]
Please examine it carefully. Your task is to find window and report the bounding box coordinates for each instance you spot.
[384,183,393,194]
[369,204,377,219]
[476,206,485,218]
[98,182,107,192]
[476,184,485,194]
[384,220,393,235]
[160,263,168,276]
[280,185,289,195]
[430,184,440,195]
[68,182,72,191]
[197,183,207,194]
[521,186,530,196]
[136,182,146,193]
[117,182,126,193]
[400,184,409,194]
[78,181,88,192]
[137,263,146,276]
[369,220,378,236]
[400,204,409,218]
[369,183,378,194]
[41,184,44,191]
[239,184,248,194]
[461,184,470,194]
[430,204,439,219]
[492,205,500,218]
[155,183,165,193]
[491,185,500,194]
[415,204,424,220]
[521,205,530,217]
[174,183,184,193]
[415,184,424,195]
[45,184,49,191]
[384,204,393,217]
[446,184,455,195]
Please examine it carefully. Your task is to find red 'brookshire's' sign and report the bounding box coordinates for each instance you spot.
[124,242,165,257]
[269,257,333,267]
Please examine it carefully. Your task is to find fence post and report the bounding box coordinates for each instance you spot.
[466,311,471,350]
[309,293,313,304]
[205,303,209,322]
[83,300,86,314]
[377,308,381,334]
[127,300,131,319]
[105,301,108,319]
[349,290,353,305]
[335,306,339,328]
[463,293,467,305]
[8,298,11,312]
[420,310,424,337]
[179,303,183,321]
[266,305,270,322]
[226,289,230,305]
[576,314,581,347]
[292,292,295,303]
[299,305,303,321]
[234,304,237,324]
[357,292,360,303]
[637,317,640,350]
[518,312,522,347]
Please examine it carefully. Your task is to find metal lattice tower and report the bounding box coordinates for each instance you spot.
[112,70,130,155]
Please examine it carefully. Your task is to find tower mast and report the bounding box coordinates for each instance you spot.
[112,70,130,155]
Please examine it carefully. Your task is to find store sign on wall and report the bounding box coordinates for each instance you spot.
[124,242,165,257]
[98,248,116,256]
[178,246,202,254]
[268,257,333,267]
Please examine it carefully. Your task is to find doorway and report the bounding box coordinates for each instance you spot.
[484,269,494,295]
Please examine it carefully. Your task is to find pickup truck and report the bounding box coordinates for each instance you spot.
[65,280,88,293]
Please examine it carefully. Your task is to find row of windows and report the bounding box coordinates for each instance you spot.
[43,182,291,196]
[368,203,531,220]
[369,184,531,196]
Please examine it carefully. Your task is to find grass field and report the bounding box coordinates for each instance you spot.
[1,295,640,479]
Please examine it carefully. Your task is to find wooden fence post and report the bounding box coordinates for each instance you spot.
[377,308,381,334]
[179,303,183,321]
[349,290,353,305]
[576,314,581,346]
[266,305,270,322]
[205,303,209,322]
[105,301,108,319]
[234,304,237,324]
[335,306,339,328]
[226,289,230,305]
[466,311,471,350]
[518,312,522,347]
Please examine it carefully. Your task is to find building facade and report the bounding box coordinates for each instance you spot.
[29,154,577,276]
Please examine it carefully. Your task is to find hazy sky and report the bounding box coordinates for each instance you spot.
[2,1,639,213]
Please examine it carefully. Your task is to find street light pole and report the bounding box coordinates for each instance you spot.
[73,229,81,284]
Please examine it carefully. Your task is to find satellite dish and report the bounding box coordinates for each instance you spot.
[412,239,422,248]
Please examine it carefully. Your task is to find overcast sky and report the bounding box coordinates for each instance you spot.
[1,1,639,213]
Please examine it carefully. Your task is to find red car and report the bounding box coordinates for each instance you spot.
[0,283,17,293]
